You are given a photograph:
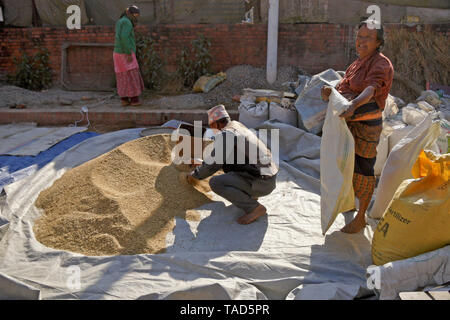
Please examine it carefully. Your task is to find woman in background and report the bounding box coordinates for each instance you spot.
[113,5,144,106]
[322,20,394,234]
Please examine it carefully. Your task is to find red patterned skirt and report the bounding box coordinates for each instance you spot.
[347,102,383,203]
[115,68,145,98]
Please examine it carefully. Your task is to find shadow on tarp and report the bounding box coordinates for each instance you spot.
[77,207,268,298]
[256,120,321,194]
[0,132,99,191]
[167,201,268,254]
[289,219,376,300]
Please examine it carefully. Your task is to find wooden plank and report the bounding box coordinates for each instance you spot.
[399,292,432,300]
[427,291,450,300]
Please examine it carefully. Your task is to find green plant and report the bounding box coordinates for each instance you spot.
[177,34,212,88]
[177,47,197,88]
[136,34,165,90]
[7,47,52,91]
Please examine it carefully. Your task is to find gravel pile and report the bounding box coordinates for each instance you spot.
[151,94,207,110]
[201,65,305,109]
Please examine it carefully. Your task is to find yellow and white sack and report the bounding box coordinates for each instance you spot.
[372,151,450,266]
[193,72,227,93]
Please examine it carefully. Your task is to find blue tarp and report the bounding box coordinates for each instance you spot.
[0,132,99,192]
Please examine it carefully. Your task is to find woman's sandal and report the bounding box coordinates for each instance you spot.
[121,99,130,107]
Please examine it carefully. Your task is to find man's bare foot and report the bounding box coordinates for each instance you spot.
[341,213,366,234]
[237,205,267,225]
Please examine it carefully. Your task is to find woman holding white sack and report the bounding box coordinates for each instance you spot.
[321,20,394,234]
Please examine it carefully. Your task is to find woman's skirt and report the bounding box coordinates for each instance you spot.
[113,52,145,98]
[347,102,383,204]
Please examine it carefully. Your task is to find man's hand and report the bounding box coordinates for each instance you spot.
[321,85,333,102]
[339,100,357,119]
[127,54,133,63]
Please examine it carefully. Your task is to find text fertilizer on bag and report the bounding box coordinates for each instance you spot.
[320,89,355,235]
[372,151,450,266]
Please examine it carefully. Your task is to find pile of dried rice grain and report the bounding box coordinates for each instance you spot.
[33,134,213,256]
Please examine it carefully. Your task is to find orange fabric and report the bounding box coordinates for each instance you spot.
[353,173,376,203]
[347,110,382,122]
[347,121,382,159]
[337,52,394,110]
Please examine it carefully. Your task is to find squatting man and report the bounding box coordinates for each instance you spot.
[179,105,279,225]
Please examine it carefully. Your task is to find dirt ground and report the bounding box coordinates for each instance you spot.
[4,64,448,123]
[37,122,140,134]
[87,122,140,134]
[0,65,302,111]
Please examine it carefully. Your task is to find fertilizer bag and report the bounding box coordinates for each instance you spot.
[369,116,441,219]
[320,89,355,235]
[372,151,450,266]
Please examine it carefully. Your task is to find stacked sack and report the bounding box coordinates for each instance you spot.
[238,89,298,129]
[269,99,298,127]
[374,90,449,176]
[369,90,449,266]
[294,69,343,135]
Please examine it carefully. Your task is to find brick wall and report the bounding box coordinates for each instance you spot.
[0,23,355,84]
[0,23,448,85]
[0,26,117,84]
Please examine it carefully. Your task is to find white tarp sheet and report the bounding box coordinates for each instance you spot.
[0,122,444,300]
[0,124,377,300]
[0,124,87,156]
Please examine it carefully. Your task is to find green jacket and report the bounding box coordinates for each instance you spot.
[114,16,136,55]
